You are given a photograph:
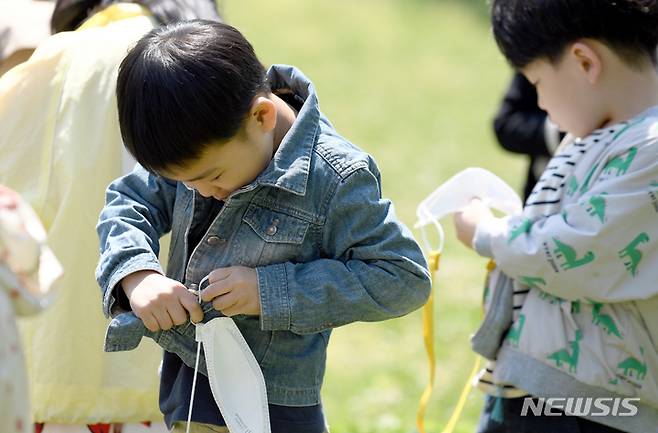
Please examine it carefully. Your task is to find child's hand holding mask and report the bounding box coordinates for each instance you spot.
[453,198,495,249]
[200,266,261,317]
[122,270,204,331]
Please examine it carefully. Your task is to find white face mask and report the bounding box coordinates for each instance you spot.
[186,275,271,433]
[416,167,523,227]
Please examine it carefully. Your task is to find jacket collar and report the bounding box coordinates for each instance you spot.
[253,65,321,196]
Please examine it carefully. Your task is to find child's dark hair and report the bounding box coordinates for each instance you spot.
[116,20,269,173]
[491,0,658,69]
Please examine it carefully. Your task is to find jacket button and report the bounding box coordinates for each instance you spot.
[266,219,279,236]
[206,236,225,246]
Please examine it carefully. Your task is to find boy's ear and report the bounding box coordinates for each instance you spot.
[250,96,277,133]
[569,40,602,85]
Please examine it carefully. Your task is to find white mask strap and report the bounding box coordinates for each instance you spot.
[186,274,210,433]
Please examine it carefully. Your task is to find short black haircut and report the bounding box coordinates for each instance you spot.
[116,20,269,173]
[491,0,658,69]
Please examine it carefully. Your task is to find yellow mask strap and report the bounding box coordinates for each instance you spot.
[416,252,487,433]
[416,250,439,433]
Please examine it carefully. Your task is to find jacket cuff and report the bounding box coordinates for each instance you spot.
[101,253,162,318]
[257,263,291,332]
[473,217,508,258]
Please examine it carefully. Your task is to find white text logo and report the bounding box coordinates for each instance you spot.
[520,397,640,417]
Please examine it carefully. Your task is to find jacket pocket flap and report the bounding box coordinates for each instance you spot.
[243,204,309,244]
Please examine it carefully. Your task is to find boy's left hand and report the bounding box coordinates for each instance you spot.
[200,266,261,316]
[453,198,495,249]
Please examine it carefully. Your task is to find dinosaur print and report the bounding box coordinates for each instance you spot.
[591,302,622,339]
[553,238,596,270]
[617,348,647,381]
[547,330,582,373]
[508,218,533,245]
[585,193,607,223]
[618,232,650,277]
[602,147,637,176]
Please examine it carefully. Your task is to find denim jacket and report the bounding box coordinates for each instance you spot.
[96,65,431,406]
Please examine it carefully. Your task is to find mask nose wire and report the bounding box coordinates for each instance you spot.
[186,273,210,433]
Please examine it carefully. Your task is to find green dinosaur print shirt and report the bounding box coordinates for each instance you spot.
[472,105,658,433]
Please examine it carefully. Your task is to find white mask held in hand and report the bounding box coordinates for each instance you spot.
[415,167,522,252]
[416,167,522,227]
[186,275,271,433]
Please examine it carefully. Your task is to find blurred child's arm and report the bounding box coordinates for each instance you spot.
[471,143,658,303]
[96,165,178,318]
[254,165,432,335]
[0,185,19,209]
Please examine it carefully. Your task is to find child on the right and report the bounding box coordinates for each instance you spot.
[453,1,658,432]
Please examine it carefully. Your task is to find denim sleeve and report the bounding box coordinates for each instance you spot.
[95,165,177,317]
[257,166,432,334]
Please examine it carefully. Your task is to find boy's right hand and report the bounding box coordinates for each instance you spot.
[121,270,204,332]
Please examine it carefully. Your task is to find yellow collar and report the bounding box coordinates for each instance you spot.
[77,3,152,30]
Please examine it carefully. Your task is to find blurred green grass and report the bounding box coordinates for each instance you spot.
[223,1,525,432]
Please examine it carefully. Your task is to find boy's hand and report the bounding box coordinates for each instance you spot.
[122,270,204,331]
[200,266,261,317]
[453,198,495,249]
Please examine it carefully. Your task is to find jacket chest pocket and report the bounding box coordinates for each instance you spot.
[235,204,310,267]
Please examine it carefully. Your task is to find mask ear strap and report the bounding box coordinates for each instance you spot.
[186,275,209,433]
[415,206,444,433]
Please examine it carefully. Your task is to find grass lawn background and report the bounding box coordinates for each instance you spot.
[223,1,525,431]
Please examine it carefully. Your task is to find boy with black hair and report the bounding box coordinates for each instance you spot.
[96,20,431,433]
[454,0,658,432]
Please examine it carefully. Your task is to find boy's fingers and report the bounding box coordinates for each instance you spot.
[180,295,204,324]
[200,278,233,302]
[153,309,174,331]
[212,293,239,314]
[207,267,232,284]
[141,313,160,333]
[221,304,242,317]
[169,302,189,326]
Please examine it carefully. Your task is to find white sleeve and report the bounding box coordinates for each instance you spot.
[474,141,658,303]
